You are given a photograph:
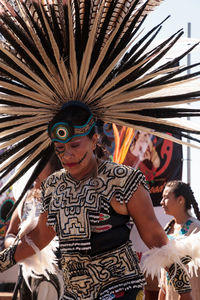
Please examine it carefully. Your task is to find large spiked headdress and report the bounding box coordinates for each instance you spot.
[1,0,200,216]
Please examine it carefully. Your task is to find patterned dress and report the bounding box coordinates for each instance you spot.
[41,160,148,300]
[160,216,200,300]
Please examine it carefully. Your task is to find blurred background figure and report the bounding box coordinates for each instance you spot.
[159,180,200,300]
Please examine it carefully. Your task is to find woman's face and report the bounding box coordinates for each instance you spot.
[160,186,180,216]
[54,134,98,180]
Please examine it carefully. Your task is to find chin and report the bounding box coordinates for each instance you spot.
[163,209,168,215]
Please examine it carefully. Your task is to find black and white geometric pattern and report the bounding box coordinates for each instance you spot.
[60,241,146,300]
[41,161,148,252]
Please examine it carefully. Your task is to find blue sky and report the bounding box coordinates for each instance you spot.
[145,0,200,41]
[145,0,200,206]
[145,0,200,61]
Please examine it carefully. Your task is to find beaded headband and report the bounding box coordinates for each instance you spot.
[50,115,96,143]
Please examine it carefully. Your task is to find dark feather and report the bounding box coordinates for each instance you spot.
[0,0,200,217]
[5,145,55,221]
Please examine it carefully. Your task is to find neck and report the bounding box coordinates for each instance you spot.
[174,211,191,225]
[71,155,98,181]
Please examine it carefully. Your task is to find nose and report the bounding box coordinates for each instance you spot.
[62,147,73,158]
[160,198,164,205]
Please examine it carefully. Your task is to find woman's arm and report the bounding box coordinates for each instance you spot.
[110,183,168,247]
[126,184,168,248]
[4,208,21,248]
[158,287,194,300]
[180,293,193,300]
[14,210,56,262]
[158,289,166,300]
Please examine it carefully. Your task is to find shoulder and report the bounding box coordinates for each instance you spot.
[48,168,65,178]
[99,160,149,203]
[43,168,65,186]
[41,168,66,197]
[100,160,148,187]
[99,160,143,177]
[99,160,147,186]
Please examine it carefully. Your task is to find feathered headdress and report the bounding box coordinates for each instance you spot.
[0,0,200,217]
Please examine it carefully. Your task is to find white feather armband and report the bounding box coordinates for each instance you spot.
[18,206,58,281]
[22,234,58,278]
[142,230,200,280]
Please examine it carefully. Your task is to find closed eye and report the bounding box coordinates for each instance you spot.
[55,146,64,153]
[71,144,79,148]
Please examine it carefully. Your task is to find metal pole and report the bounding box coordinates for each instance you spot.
[187,22,191,184]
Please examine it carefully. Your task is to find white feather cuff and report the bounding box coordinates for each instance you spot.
[18,205,58,281]
[142,230,200,280]
[21,235,58,280]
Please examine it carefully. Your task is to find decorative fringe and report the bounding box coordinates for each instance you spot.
[142,230,200,281]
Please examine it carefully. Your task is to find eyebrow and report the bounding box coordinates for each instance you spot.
[70,138,81,143]
[54,143,64,146]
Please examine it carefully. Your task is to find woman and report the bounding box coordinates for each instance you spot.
[0,102,197,300]
[0,0,200,299]
[4,155,63,300]
[159,180,200,300]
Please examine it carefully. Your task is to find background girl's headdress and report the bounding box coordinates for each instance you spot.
[0,0,200,216]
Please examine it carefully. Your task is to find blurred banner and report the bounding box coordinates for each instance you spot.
[98,124,183,206]
[123,132,183,206]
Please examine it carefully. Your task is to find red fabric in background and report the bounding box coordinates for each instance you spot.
[98,125,183,207]
[123,133,183,206]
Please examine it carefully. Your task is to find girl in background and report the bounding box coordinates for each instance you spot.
[159,180,200,300]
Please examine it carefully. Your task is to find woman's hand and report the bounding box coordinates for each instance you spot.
[0,242,18,272]
[158,288,166,300]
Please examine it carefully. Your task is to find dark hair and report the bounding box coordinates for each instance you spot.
[49,152,63,171]
[48,102,108,159]
[165,180,200,220]
[48,101,95,136]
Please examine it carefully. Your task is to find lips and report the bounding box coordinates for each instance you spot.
[63,162,78,168]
